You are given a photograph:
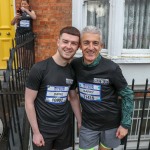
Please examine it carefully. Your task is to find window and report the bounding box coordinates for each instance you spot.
[124,0,149,49]
[73,0,150,63]
[87,0,109,49]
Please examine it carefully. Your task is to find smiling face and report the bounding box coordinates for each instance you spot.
[81,32,103,64]
[57,33,79,60]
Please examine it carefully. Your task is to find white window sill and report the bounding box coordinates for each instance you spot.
[110,56,150,64]
[74,50,150,64]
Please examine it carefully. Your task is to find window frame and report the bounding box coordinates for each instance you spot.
[72,0,150,63]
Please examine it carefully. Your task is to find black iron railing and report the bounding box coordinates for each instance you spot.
[0,32,35,150]
[122,79,150,150]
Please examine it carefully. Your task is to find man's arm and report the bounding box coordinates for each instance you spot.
[25,87,45,146]
[69,90,82,129]
[116,86,134,139]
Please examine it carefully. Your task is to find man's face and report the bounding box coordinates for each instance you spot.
[81,33,103,64]
[57,33,79,60]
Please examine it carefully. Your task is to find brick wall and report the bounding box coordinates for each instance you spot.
[15,0,72,62]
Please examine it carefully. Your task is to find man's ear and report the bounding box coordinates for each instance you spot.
[57,38,60,47]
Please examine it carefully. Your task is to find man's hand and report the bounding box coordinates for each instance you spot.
[33,132,45,147]
[116,125,128,139]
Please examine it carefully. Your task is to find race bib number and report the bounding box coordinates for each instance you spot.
[78,82,101,101]
[45,85,69,104]
[20,20,30,27]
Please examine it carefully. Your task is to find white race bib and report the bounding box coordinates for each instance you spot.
[78,82,101,101]
[20,20,30,27]
[45,85,69,104]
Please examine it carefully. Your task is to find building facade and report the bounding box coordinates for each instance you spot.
[13,0,150,86]
[13,0,150,149]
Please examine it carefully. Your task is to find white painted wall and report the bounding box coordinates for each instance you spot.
[119,63,150,86]
[72,0,150,87]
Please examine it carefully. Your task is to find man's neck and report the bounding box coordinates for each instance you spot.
[82,54,101,67]
[52,52,68,67]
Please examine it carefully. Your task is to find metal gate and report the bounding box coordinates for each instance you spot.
[0,32,35,150]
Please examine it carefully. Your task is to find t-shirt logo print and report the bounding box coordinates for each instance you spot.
[66,78,73,85]
[93,78,109,85]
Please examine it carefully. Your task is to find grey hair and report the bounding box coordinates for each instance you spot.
[81,26,103,43]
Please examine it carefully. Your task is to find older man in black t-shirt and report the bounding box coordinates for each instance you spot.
[71,26,134,150]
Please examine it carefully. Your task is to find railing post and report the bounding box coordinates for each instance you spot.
[136,79,149,150]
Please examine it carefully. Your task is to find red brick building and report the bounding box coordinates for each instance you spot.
[15,0,72,62]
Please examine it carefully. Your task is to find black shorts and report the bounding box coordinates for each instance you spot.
[32,122,73,150]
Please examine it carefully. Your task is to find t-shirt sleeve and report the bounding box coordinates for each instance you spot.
[26,64,43,91]
[70,78,77,90]
[118,86,134,129]
[111,65,127,91]
[69,66,78,90]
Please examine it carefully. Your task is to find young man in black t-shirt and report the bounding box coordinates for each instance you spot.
[25,26,81,150]
[71,26,134,150]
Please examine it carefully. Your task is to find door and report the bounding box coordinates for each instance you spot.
[0,0,15,69]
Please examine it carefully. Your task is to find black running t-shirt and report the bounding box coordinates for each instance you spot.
[26,57,76,131]
[71,56,127,131]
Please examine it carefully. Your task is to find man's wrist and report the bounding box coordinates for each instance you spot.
[121,123,130,129]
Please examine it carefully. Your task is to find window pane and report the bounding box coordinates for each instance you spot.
[129,99,150,139]
[124,0,150,49]
[87,0,109,48]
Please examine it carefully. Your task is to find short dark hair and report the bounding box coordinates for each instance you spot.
[59,26,80,40]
